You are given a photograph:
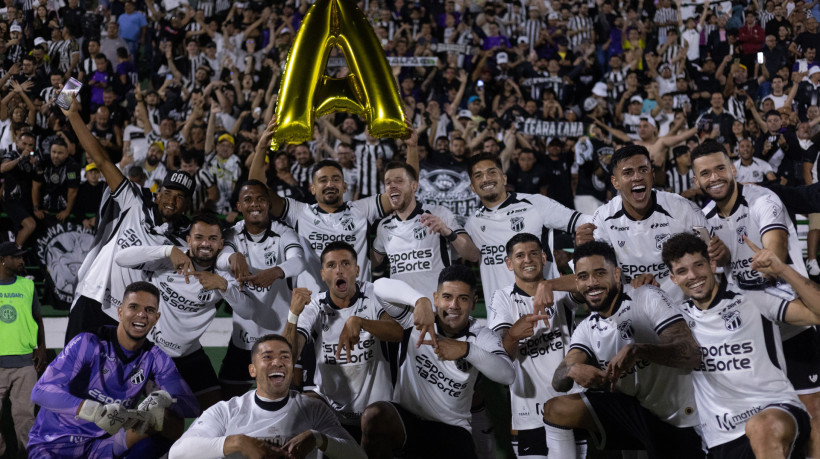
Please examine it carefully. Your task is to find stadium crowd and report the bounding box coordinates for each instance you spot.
[2,0,820,456]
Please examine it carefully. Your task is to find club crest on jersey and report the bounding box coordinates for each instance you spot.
[480,226,486,232]
[618,241,625,247]
[618,320,634,341]
[810,375,818,383]
[198,289,213,303]
[265,251,276,266]
[413,226,427,240]
[510,216,525,232]
[721,309,742,331]
[736,226,747,244]
[129,368,145,385]
[341,217,355,232]
[655,234,671,250]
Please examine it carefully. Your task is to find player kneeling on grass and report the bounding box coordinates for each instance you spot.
[27,281,199,459]
[168,334,365,459]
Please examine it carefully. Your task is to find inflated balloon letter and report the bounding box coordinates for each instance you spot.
[272,0,408,150]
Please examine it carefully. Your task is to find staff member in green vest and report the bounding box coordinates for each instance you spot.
[0,241,46,457]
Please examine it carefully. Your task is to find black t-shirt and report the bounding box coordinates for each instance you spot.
[795,32,820,55]
[1,147,38,203]
[506,163,546,195]
[542,154,574,209]
[75,181,105,217]
[34,156,80,212]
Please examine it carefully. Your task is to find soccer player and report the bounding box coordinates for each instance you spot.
[662,232,820,458]
[114,214,245,410]
[167,334,366,459]
[61,96,196,344]
[544,241,704,458]
[488,233,582,458]
[690,140,820,457]
[363,265,516,459]
[248,121,399,288]
[584,144,725,301]
[282,241,404,436]
[217,179,306,398]
[373,161,480,298]
[28,281,199,458]
[464,152,591,307]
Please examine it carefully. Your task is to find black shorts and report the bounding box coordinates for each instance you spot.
[783,328,820,393]
[65,296,118,345]
[218,341,253,384]
[511,427,549,457]
[583,391,705,459]
[389,402,477,459]
[708,403,809,459]
[4,199,32,231]
[173,348,220,395]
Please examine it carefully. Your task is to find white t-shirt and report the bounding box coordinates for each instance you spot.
[374,203,464,299]
[205,153,242,214]
[488,286,578,430]
[592,189,708,301]
[673,280,804,448]
[168,390,365,459]
[465,192,589,308]
[733,158,774,183]
[281,196,386,289]
[296,282,394,425]
[570,284,699,428]
[223,220,304,349]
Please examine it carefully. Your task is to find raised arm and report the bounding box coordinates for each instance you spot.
[61,95,124,191]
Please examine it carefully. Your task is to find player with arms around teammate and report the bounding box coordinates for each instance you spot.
[248,121,397,287]
[28,281,199,458]
[662,232,820,458]
[465,152,591,308]
[690,140,820,457]
[489,233,584,458]
[114,214,245,410]
[217,179,306,398]
[373,161,479,298]
[363,265,516,459]
[168,334,365,459]
[578,144,727,300]
[282,241,404,436]
[544,241,704,458]
[61,95,197,343]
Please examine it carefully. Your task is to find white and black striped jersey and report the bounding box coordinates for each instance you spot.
[72,180,188,319]
[522,19,545,48]
[373,203,463,299]
[281,196,386,287]
[673,280,804,448]
[355,141,392,198]
[146,130,185,151]
[169,390,365,459]
[570,284,699,428]
[223,220,304,349]
[57,38,79,74]
[296,282,394,426]
[488,287,578,430]
[204,153,241,214]
[605,67,629,101]
[665,166,696,196]
[592,190,708,301]
[654,7,678,44]
[79,55,97,78]
[143,162,168,194]
[391,316,510,431]
[567,15,593,50]
[465,192,590,307]
[190,167,217,213]
[196,0,214,18]
[290,162,312,191]
[733,158,773,183]
[115,245,245,358]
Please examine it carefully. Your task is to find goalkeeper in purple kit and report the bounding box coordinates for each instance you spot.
[27,281,199,458]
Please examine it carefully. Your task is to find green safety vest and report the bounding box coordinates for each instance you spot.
[0,276,37,356]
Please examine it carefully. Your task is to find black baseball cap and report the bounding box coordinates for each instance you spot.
[0,242,26,257]
[162,170,195,197]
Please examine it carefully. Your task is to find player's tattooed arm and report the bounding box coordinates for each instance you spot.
[624,320,700,373]
[553,348,605,392]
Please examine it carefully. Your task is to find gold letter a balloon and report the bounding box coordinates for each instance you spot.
[271,0,408,150]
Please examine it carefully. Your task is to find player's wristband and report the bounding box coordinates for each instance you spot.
[459,343,470,360]
[288,311,299,324]
[311,430,325,450]
[445,231,458,242]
